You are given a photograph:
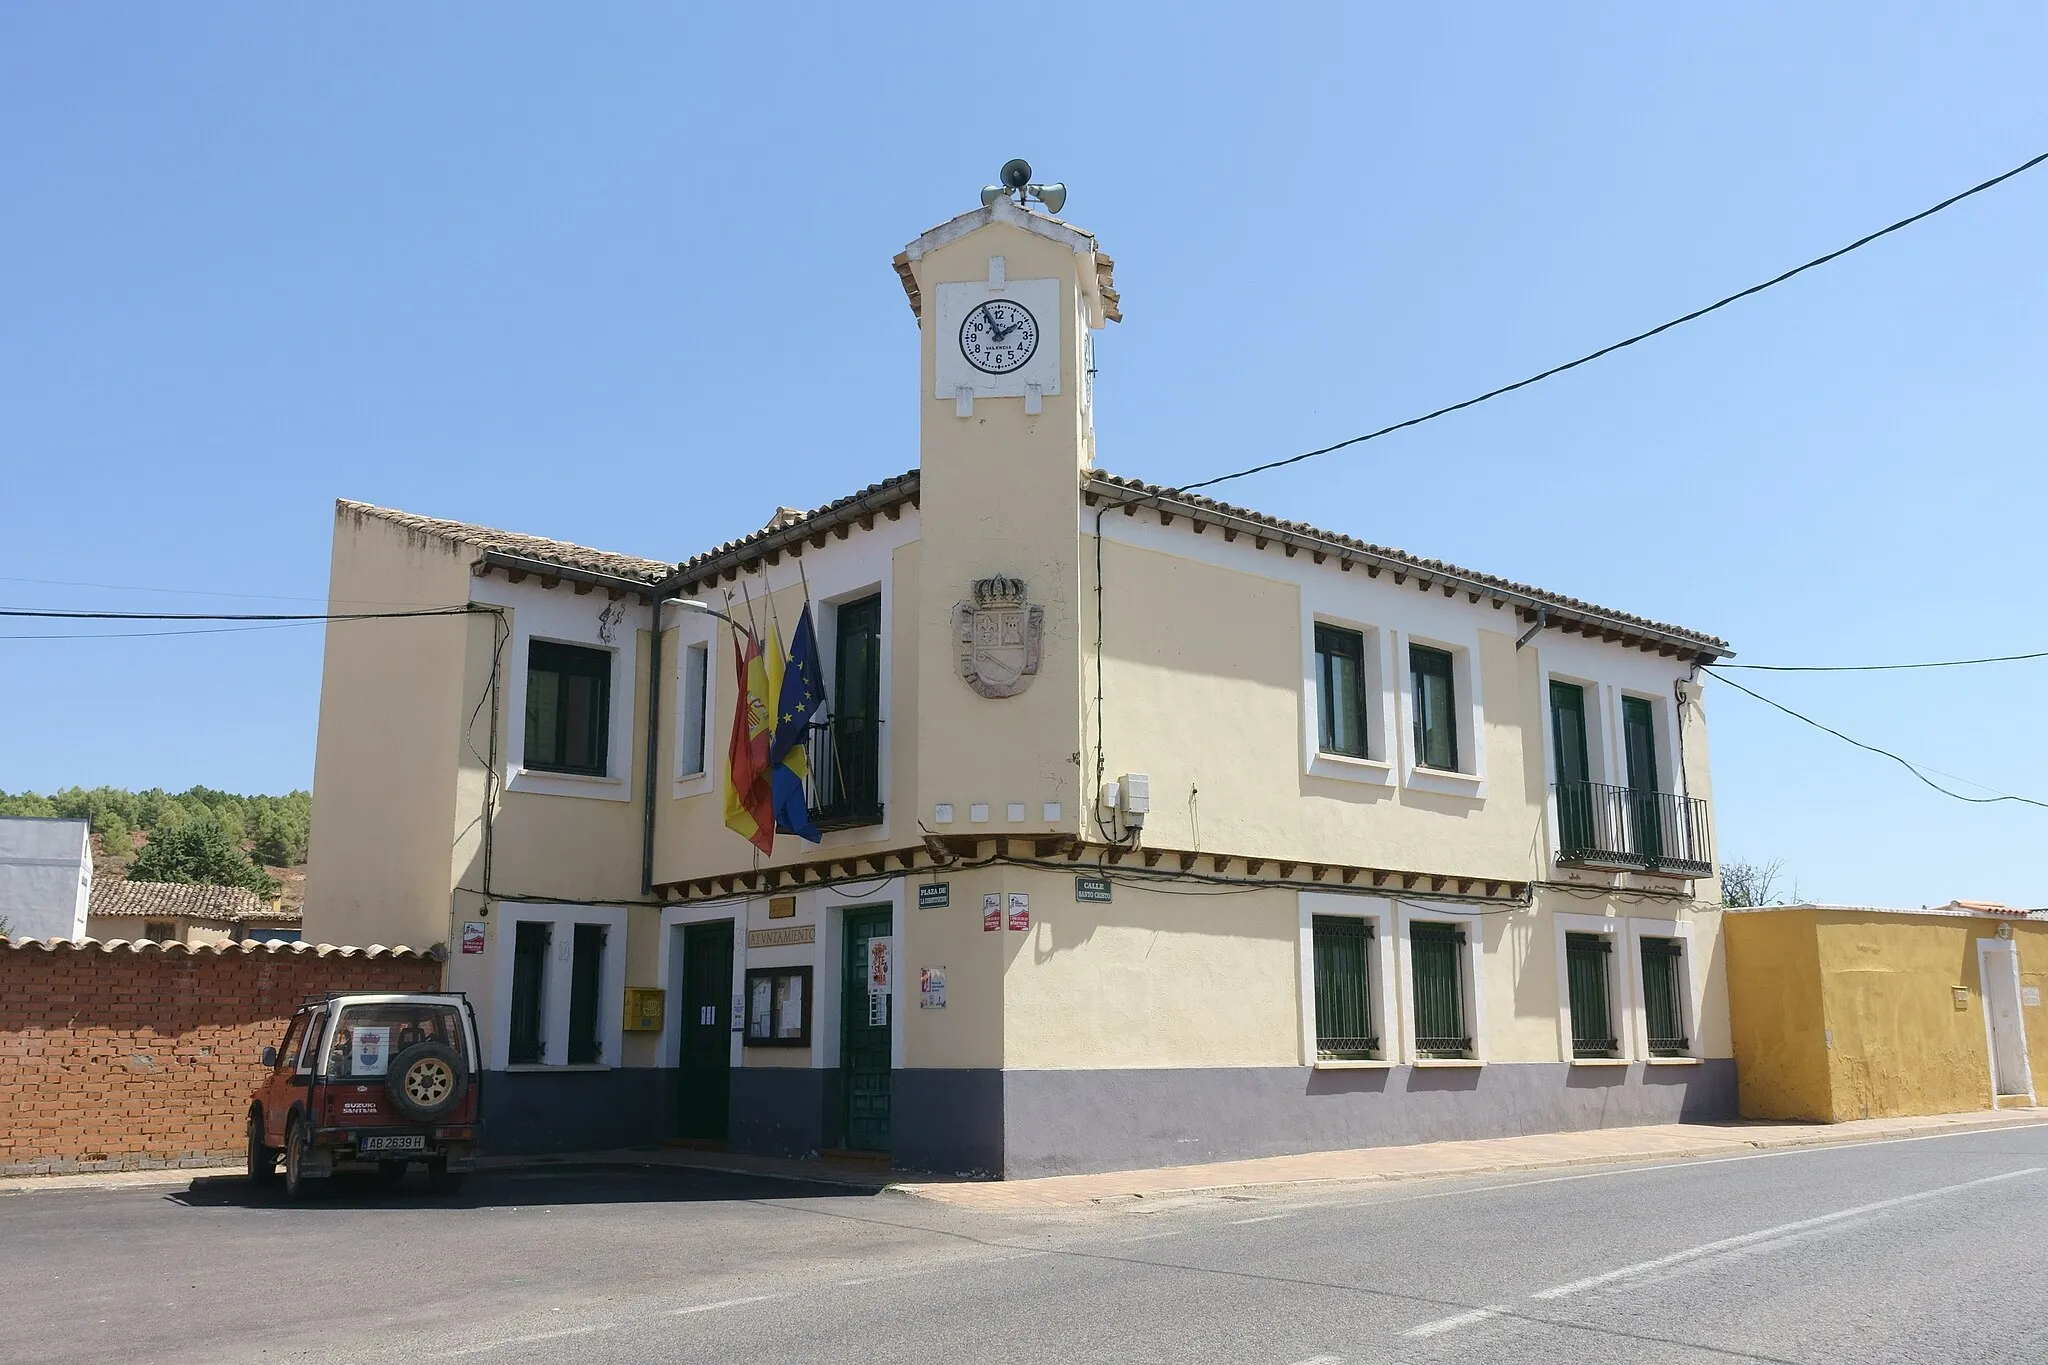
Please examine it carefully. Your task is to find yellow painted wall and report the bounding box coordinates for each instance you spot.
[1725,910,1831,1120]
[304,508,480,951]
[1000,869,1300,1069]
[1727,907,2046,1121]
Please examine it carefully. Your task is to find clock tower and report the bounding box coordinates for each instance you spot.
[893,176,1120,838]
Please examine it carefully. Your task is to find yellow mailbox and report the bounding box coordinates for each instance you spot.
[621,987,665,1033]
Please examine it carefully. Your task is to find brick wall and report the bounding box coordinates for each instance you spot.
[1,939,442,1175]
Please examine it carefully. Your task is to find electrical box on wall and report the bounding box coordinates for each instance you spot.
[621,987,665,1033]
[1120,773,1150,827]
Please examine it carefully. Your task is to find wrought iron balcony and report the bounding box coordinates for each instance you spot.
[1553,779,1712,877]
[804,717,883,830]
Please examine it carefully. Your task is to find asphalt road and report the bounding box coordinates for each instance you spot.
[4,1123,2046,1364]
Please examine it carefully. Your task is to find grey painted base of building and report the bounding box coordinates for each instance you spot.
[475,1060,1736,1177]
[998,1061,1737,1178]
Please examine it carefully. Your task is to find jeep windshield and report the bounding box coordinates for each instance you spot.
[321,1001,470,1079]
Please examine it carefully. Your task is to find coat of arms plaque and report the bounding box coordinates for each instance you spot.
[954,575,1043,699]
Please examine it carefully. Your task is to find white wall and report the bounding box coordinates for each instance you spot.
[0,817,91,941]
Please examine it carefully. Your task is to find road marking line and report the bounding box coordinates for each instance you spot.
[432,1325,602,1357]
[1228,1212,1294,1225]
[1404,1306,1508,1337]
[1532,1167,2041,1301]
[672,1293,781,1315]
[1283,1355,1345,1364]
[1111,1228,1190,1243]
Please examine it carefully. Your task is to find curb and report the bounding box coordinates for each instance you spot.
[887,1112,2048,1208]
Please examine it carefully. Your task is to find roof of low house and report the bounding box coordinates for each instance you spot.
[0,936,435,958]
[88,880,298,925]
[337,499,673,588]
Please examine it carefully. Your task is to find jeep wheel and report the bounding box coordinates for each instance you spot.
[246,1114,277,1187]
[283,1120,326,1202]
[386,1040,468,1123]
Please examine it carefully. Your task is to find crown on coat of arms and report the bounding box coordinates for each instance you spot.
[971,576,1027,608]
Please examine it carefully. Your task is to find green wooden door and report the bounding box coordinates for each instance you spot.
[840,906,892,1153]
[1622,696,1663,864]
[677,921,734,1141]
[1550,681,1593,855]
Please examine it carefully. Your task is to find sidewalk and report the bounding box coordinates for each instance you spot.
[7,1110,2039,1203]
[888,1109,2047,1210]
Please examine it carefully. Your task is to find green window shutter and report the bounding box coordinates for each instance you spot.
[1409,921,1470,1057]
[1565,933,1617,1057]
[1312,916,1377,1059]
[1314,625,1368,758]
[1641,937,1689,1056]
[1411,645,1458,771]
[525,641,613,776]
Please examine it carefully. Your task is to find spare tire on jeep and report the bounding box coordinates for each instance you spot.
[387,1039,467,1122]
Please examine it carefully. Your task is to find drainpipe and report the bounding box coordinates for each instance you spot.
[641,580,678,897]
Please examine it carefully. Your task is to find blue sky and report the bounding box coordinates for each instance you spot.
[2,5,2042,908]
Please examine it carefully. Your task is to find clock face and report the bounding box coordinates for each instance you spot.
[959,299,1040,375]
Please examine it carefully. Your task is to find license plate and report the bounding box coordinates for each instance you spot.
[360,1134,426,1154]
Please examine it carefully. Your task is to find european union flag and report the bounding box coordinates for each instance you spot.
[770,604,826,841]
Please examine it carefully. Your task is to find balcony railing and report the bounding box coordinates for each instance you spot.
[803,717,883,829]
[1553,779,1712,876]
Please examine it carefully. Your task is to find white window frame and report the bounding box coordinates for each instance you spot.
[1615,687,1678,794]
[490,902,629,1070]
[1553,911,1629,1064]
[1625,917,1701,1064]
[1303,615,1394,786]
[656,902,748,1070]
[1394,902,1487,1064]
[473,579,639,802]
[678,640,711,779]
[1397,634,1487,797]
[1297,893,1396,1067]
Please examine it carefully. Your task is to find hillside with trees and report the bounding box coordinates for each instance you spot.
[0,786,310,906]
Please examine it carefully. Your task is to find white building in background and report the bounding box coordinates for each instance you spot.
[0,816,92,942]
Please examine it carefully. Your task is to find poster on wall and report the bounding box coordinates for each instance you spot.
[460,922,486,954]
[869,936,893,991]
[982,894,1002,932]
[1007,892,1030,932]
[353,1026,391,1076]
[749,978,773,1039]
[920,967,946,1009]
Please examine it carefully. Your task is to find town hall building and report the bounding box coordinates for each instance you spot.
[305,179,1734,1176]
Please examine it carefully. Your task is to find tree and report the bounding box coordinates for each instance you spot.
[128,819,279,898]
[253,805,309,867]
[1721,857,1787,908]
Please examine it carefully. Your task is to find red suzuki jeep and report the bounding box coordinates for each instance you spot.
[246,992,482,1199]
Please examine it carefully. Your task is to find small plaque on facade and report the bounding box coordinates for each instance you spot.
[1075,876,1112,904]
[768,896,796,919]
[918,882,951,910]
[2024,986,2042,1008]
[748,924,816,949]
[920,967,946,1009]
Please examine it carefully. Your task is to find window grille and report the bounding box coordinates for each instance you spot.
[1312,916,1378,1059]
[1565,933,1618,1058]
[1409,921,1471,1057]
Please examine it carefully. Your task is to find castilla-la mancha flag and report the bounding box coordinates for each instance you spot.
[722,630,775,854]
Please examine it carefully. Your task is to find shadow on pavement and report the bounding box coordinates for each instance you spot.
[164,1162,878,1212]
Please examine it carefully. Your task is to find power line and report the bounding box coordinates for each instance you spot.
[1719,649,2048,673]
[1703,666,2048,810]
[1167,149,2048,498]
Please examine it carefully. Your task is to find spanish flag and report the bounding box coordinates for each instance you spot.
[722,629,775,854]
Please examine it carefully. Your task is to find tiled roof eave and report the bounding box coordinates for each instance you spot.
[672,472,921,593]
[1086,473,1730,659]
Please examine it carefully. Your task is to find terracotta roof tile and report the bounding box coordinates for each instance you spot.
[1087,471,1730,654]
[0,936,437,957]
[89,880,295,924]
[337,500,673,586]
[673,470,921,586]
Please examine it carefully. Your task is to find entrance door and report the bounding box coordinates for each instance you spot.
[1981,941,2033,1101]
[1550,681,1593,855]
[1622,696,1663,865]
[840,907,892,1153]
[677,921,735,1141]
